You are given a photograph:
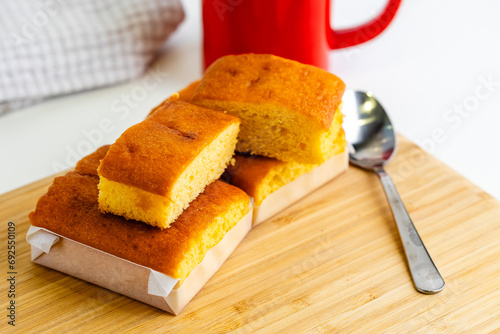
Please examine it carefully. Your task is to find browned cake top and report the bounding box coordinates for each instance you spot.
[148,80,201,117]
[225,154,285,198]
[75,145,110,176]
[192,54,345,130]
[176,80,201,102]
[29,147,249,278]
[98,101,240,196]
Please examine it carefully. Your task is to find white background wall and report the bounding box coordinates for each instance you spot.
[1,0,499,199]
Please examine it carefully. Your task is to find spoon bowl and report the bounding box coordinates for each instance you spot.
[342,90,396,169]
[342,90,445,294]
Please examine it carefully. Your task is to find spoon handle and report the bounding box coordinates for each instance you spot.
[374,167,445,294]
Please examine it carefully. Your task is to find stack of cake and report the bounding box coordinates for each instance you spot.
[28,101,252,315]
[27,53,347,315]
[173,54,348,224]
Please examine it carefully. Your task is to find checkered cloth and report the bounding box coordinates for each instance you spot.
[0,0,184,115]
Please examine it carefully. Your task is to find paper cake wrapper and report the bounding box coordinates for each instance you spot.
[26,210,253,315]
[253,149,348,226]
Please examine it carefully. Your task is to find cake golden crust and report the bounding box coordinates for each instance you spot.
[99,101,239,197]
[176,80,201,102]
[29,147,250,282]
[149,80,201,116]
[225,155,286,201]
[75,145,110,176]
[192,54,345,130]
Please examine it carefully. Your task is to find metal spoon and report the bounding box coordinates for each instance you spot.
[342,90,445,294]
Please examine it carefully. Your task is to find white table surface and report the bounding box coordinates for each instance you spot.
[1,0,499,200]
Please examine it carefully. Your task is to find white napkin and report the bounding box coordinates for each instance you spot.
[0,0,184,115]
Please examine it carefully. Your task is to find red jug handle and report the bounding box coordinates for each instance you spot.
[327,0,402,49]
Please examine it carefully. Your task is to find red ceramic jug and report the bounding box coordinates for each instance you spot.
[202,0,401,70]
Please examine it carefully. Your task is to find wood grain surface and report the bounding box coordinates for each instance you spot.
[1,136,499,333]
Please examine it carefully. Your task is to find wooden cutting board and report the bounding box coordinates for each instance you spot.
[1,136,500,333]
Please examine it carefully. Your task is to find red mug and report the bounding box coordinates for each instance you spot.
[202,0,401,70]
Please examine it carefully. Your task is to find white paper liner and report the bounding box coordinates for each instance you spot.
[253,149,348,226]
[26,209,253,315]
[26,227,60,260]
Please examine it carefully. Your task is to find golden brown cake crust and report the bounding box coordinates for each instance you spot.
[225,155,285,199]
[29,147,249,278]
[149,80,201,116]
[176,80,201,102]
[192,54,345,130]
[98,101,240,197]
[75,145,110,176]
